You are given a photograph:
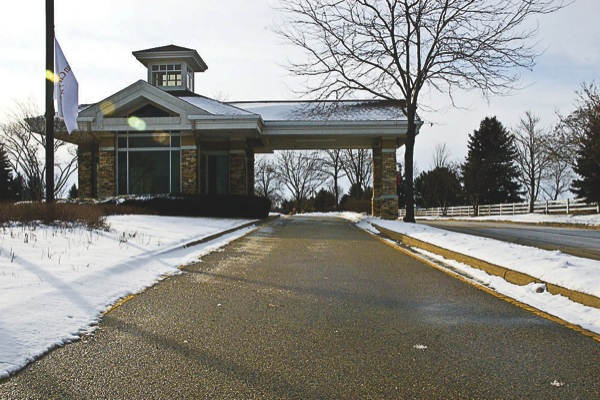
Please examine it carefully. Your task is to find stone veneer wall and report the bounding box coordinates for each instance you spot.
[181,149,197,194]
[229,151,247,195]
[371,147,382,217]
[78,150,93,198]
[97,150,116,198]
[380,149,398,220]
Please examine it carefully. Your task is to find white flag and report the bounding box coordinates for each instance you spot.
[54,38,79,134]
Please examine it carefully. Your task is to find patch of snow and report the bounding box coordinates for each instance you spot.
[0,216,256,379]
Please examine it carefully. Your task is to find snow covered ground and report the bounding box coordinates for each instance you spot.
[1,212,599,379]
[0,215,258,379]
[417,212,600,227]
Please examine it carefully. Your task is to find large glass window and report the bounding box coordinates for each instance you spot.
[117,131,181,195]
[151,64,182,88]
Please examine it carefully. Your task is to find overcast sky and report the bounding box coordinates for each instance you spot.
[1,0,598,172]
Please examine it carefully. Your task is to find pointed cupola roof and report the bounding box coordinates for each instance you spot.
[132,44,208,72]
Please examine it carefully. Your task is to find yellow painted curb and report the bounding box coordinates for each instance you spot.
[373,223,600,310]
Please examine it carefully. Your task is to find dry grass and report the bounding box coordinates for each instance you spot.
[0,202,155,230]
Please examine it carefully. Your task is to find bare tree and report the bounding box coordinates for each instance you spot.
[255,154,283,208]
[319,149,346,206]
[342,149,372,197]
[431,143,452,169]
[542,149,574,200]
[276,150,327,212]
[555,81,600,165]
[513,111,550,212]
[0,100,77,200]
[545,82,600,200]
[275,0,569,222]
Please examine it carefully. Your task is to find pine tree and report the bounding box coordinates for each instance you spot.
[0,145,14,201]
[462,117,521,215]
[68,183,79,200]
[415,167,462,214]
[571,105,600,202]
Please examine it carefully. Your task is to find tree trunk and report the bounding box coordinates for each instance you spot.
[529,174,535,213]
[403,106,417,223]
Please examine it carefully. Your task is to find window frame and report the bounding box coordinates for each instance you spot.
[116,131,182,195]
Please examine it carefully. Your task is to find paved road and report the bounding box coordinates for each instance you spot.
[1,216,598,399]
[421,220,600,260]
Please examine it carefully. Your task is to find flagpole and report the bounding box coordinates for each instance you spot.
[45,0,55,203]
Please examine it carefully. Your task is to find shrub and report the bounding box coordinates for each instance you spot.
[112,194,271,219]
[0,202,107,229]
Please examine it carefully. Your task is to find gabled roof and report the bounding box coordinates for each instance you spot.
[179,95,256,117]
[229,99,409,122]
[78,80,206,120]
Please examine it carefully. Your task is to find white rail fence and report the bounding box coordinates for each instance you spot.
[399,198,599,218]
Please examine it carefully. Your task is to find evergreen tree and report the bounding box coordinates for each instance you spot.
[11,173,25,201]
[462,117,521,215]
[0,145,14,201]
[415,167,462,215]
[571,104,600,202]
[68,183,79,200]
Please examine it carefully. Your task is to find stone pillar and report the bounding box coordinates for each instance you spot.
[246,149,255,196]
[229,150,247,195]
[372,146,382,217]
[181,148,197,194]
[97,148,116,198]
[380,148,398,220]
[77,144,94,199]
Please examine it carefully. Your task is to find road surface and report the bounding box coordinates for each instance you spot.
[1,216,598,399]
[421,220,600,260]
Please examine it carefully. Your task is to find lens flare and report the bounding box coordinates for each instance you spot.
[45,70,59,83]
[127,116,146,130]
[100,101,116,116]
[153,131,169,145]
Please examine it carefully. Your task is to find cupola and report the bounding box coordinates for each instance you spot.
[132,45,208,94]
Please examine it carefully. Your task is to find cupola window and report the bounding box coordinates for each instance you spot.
[151,64,182,87]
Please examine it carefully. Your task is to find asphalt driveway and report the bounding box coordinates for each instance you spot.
[1,215,598,399]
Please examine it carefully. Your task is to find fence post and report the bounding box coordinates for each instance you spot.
[567,198,570,214]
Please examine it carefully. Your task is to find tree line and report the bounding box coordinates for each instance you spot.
[410,82,600,216]
[255,149,374,214]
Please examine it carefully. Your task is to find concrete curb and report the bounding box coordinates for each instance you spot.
[182,215,280,249]
[373,223,600,310]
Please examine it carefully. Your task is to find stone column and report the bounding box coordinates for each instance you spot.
[181,148,197,194]
[77,143,94,199]
[371,146,382,217]
[380,148,398,220]
[229,150,247,195]
[97,149,116,198]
